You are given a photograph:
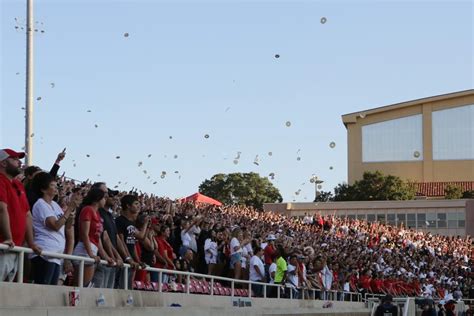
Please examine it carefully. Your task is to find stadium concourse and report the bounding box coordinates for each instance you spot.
[0,148,472,316]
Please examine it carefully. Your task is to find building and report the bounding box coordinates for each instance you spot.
[341,89,474,198]
[264,199,474,237]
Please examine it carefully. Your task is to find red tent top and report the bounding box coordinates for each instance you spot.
[179,193,222,206]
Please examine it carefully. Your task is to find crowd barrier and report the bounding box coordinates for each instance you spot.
[0,244,362,302]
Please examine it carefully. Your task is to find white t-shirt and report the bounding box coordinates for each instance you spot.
[32,198,66,265]
[249,255,265,281]
[204,238,217,264]
[269,262,277,283]
[287,264,298,288]
[181,230,192,248]
[230,237,242,254]
[241,243,253,269]
[188,225,200,253]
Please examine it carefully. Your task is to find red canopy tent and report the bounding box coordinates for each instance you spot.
[179,193,222,206]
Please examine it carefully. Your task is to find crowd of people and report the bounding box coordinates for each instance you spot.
[0,148,473,307]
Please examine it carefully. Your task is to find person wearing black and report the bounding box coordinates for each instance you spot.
[115,194,148,289]
[375,295,398,316]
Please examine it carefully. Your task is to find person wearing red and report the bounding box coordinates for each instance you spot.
[153,224,176,283]
[263,234,276,280]
[0,149,41,281]
[73,188,112,287]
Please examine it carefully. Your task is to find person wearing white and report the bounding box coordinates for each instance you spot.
[249,247,265,297]
[204,230,218,275]
[321,263,333,300]
[269,262,277,283]
[30,172,78,285]
[229,228,243,279]
[287,255,300,299]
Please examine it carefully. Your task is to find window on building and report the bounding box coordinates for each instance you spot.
[458,212,465,228]
[417,213,426,228]
[347,214,356,220]
[362,114,423,162]
[432,104,474,160]
[438,213,447,228]
[407,214,416,229]
[426,213,437,228]
[367,214,376,223]
[357,214,366,221]
[397,214,406,227]
[387,214,396,226]
[447,213,458,228]
[377,213,386,224]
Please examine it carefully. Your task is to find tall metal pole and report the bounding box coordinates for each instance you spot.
[25,0,34,165]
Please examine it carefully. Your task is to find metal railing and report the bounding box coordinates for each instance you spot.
[0,244,362,302]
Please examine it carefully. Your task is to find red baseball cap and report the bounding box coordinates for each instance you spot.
[0,149,26,161]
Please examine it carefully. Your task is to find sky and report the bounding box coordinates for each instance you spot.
[1,0,473,202]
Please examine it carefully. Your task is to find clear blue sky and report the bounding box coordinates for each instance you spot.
[1,0,473,201]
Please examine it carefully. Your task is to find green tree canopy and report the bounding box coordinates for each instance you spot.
[444,184,463,199]
[333,171,415,201]
[198,172,283,209]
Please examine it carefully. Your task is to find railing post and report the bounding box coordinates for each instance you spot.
[78,260,85,288]
[290,286,293,300]
[263,284,267,298]
[123,266,128,290]
[248,282,252,298]
[210,278,214,296]
[277,285,280,299]
[186,275,190,294]
[158,271,162,293]
[17,251,24,284]
[231,281,234,297]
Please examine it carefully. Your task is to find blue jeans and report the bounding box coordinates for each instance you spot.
[31,256,60,285]
[92,264,116,288]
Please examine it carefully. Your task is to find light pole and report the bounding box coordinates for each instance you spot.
[309,175,324,201]
[25,0,34,165]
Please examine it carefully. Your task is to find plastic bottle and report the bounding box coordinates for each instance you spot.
[96,293,105,306]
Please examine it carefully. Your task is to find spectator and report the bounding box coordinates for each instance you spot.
[0,148,42,281]
[204,229,218,275]
[30,172,79,284]
[229,228,243,280]
[375,295,398,316]
[91,182,123,289]
[72,188,112,287]
[115,194,147,288]
[249,246,265,297]
[153,223,175,283]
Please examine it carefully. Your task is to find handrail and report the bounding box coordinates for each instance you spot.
[0,244,362,302]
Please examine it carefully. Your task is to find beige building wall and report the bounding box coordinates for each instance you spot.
[342,90,474,184]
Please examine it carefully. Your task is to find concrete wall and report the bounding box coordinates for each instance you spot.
[0,282,370,316]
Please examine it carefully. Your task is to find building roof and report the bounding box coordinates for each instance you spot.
[415,182,474,197]
[341,89,474,128]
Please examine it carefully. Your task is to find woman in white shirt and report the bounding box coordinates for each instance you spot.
[31,172,79,285]
[230,228,243,279]
[204,229,218,275]
[249,247,265,297]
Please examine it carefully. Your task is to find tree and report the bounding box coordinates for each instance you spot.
[333,171,415,201]
[444,184,463,199]
[198,172,283,210]
[314,191,334,202]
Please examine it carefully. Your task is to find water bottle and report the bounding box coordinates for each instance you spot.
[96,293,105,306]
[126,294,134,306]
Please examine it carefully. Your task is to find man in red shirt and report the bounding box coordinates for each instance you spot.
[0,149,41,281]
[264,234,276,281]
